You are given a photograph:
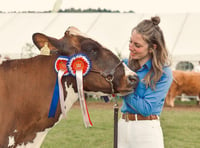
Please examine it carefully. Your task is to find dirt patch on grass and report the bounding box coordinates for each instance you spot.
[164,105,200,112]
[73,101,200,112]
[73,101,118,109]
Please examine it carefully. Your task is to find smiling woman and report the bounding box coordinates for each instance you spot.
[118,16,173,148]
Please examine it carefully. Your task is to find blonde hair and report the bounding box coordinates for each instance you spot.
[129,16,171,89]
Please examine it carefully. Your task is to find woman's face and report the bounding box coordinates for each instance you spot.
[129,30,151,66]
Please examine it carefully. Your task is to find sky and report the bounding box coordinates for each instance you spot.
[0,0,200,13]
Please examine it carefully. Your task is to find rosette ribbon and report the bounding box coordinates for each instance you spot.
[68,54,93,128]
[48,56,69,118]
[48,54,93,128]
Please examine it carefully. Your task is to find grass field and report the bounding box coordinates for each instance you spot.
[41,101,200,148]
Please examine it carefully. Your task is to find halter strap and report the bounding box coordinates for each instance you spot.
[90,61,123,94]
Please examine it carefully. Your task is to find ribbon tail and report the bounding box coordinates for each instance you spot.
[48,78,59,118]
[76,70,93,128]
[58,70,67,118]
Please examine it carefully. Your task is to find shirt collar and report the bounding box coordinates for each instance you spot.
[145,59,152,70]
[138,59,152,71]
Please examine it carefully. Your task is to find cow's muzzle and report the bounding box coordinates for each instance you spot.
[127,75,139,89]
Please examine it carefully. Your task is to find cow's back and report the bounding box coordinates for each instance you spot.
[165,70,200,107]
[174,70,200,94]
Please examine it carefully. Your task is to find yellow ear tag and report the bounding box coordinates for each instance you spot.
[40,42,50,56]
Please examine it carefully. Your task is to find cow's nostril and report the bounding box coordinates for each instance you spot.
[128,75,139,88]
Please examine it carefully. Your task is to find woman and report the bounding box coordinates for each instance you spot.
[118,16,173,148]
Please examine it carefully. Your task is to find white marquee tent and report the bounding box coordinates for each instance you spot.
[1,13,200,69]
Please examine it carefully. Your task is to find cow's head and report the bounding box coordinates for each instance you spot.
[32,27,138,95]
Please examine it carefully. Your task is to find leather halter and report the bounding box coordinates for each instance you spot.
[72,48,123,94]
[90,61,123,94]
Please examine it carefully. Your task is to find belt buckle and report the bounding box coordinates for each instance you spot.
[125,113,129,122]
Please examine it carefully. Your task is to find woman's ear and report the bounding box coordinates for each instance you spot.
[149,48,154,53]
[153,44,157,50]
[149,44,157,53]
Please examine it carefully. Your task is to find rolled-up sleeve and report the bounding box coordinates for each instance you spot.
[123,67,173,116]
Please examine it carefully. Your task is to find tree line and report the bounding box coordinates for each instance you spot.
[58,8,134,13]
[0,8,134,13]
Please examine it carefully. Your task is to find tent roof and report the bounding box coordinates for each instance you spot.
[1,13,200,60]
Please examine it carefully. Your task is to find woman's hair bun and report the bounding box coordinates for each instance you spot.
[151,16,160,25]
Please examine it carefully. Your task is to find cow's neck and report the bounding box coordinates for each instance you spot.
[2,55,80,148]
[14,81,78,147]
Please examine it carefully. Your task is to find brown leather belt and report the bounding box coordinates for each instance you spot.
[122,113,159,121]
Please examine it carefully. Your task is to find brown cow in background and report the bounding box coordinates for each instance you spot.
[165,70,200,107]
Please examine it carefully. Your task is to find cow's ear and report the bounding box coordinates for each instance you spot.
[32,33,61,52]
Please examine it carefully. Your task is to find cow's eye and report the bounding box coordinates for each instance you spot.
[88,48,97,54]
[85,47,97,57]
[81,42,98,57]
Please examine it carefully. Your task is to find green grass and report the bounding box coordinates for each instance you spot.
[41,103,200,148]
[161,110,200,148]
[175,99,198,106]
[41,107,115,148]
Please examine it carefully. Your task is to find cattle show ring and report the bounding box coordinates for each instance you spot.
[1,13,200,148]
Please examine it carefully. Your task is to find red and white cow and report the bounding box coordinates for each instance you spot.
[0,27,138,148]
[165,70,200,107]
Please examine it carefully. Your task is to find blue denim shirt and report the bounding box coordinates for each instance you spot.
[121,59,173,116]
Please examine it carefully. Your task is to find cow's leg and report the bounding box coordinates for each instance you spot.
[165,93,176,107]
[197,95,200,105]
[171,98,175,107]
[170,92,180,107]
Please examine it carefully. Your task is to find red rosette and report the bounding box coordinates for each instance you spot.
[68,54,91,77]
[55,57,69,76]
